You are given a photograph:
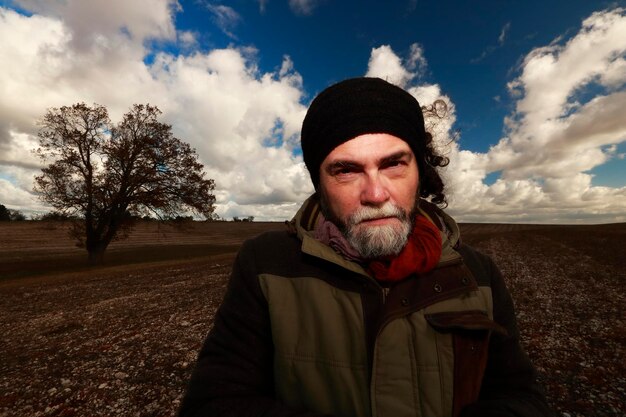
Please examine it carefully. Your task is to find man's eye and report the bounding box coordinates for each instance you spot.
[330,165,358,176]
[384,160,405,169]
[336,167,354,175]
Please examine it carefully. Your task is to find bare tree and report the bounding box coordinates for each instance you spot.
[34,103,216,263]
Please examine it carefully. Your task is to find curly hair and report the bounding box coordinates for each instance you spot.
[416,100,450,207]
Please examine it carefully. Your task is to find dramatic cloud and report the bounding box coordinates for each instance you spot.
[366,44,429,88]
[0,3,624,223]
[458,8,626,223]
[366,45,411,86]
[147,49,311,217]
[0,4,311,220]
[13,0,178,50]
[364,9,626,224]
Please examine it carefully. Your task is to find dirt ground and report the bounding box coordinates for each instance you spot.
[0,221,624,417]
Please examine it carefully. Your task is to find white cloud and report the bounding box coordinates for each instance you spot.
[0,177,41,212]
[365,45,414,88]
[363,12,626,224]
[1,4,624,224]
[366,43,429,87]
[289,0,318,15]
[406,43,427,75]
[178,30,197,47]
[498,22,511,45]
[0,4,312,221]
[488,8,626,184]
[508,8,626,124]
[0,6,166,126]
[452,7,626,223]
[471,22,511,64]
[14,0,178,50]
[219,200,301,222]
[205,3,241,39]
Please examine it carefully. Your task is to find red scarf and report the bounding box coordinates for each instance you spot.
[368,214,442,281]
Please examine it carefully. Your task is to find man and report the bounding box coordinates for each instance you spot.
[179,77,553,417]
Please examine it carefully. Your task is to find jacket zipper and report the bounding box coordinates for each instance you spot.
[381,287,390,304]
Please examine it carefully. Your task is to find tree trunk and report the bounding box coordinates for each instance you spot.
[86,242,108,265]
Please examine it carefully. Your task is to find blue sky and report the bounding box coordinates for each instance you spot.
[0,0,624,223]
[174,0,619,156]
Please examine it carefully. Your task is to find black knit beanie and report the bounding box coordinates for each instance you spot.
[301,77,426,189]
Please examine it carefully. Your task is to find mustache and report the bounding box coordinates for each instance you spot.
[348,203,407,226]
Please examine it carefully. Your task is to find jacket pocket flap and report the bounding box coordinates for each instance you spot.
[425,310,508,336]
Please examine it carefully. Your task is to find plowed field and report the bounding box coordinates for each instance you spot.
[0,221,624,417]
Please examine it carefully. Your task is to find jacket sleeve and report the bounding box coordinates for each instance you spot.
[459,251,554,417]
[177,239,333,417]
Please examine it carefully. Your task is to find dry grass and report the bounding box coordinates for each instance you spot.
[0,220,283,280]
[0,221,624,417]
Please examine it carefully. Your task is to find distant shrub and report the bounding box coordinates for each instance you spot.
[10,211,26,221]
[35,211,79,221]
[168,215,194,222]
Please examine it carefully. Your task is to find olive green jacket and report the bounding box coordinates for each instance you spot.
[179,197,552,417]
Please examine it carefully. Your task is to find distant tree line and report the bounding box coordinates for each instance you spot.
[0,204,26,221]
[34,211,81,221]
[0,205,231,224]
[233,216,254,222]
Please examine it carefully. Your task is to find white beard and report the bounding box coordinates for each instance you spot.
[343,202,412,259]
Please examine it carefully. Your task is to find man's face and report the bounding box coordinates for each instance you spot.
[318,133,420,259]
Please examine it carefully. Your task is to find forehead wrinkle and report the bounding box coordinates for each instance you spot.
[324,160,362,174]
[326,149,412,168]
[380,150,413,164]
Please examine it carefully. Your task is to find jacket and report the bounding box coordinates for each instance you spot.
[178,196,553,417]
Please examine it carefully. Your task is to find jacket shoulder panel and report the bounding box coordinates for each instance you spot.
[241,230,372,291]
[456,244,497,287]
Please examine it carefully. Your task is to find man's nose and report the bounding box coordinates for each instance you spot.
[361,173,390,206]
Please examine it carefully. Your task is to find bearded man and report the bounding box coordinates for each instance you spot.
[178,77,553,417]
